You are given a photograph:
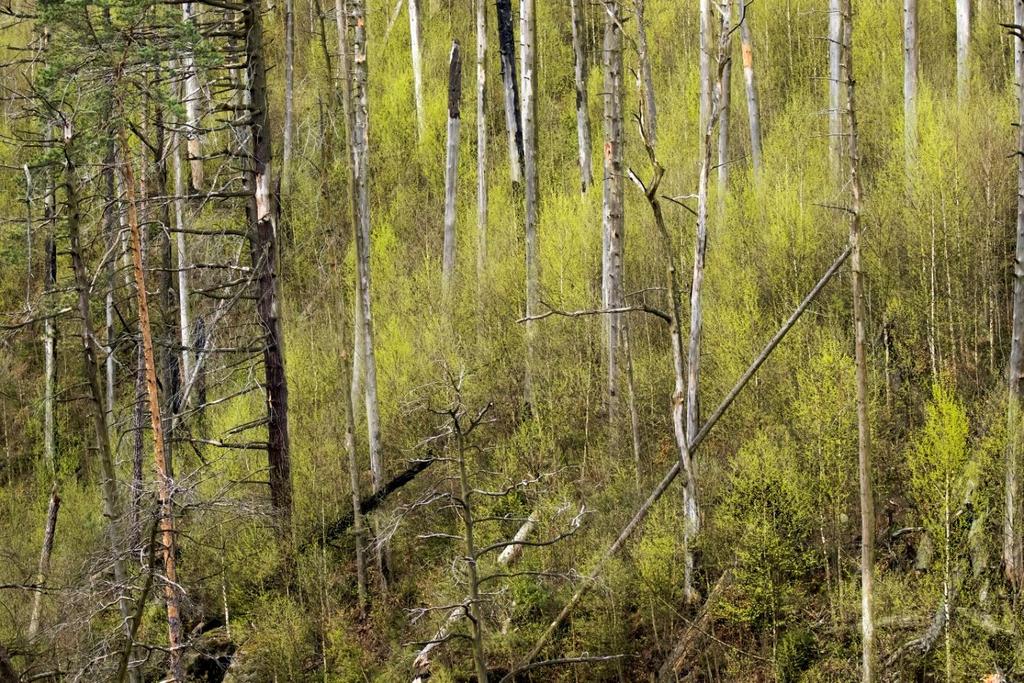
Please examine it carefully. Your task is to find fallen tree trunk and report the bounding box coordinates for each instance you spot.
[657,571,731,682]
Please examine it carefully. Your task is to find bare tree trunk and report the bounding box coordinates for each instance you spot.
[842,3,876,679]
[737,0,762,174]
[443,41,463,292]
[173,109,193,389]
[496,0,523,185]
[119,136,186,682]
[903,0,919,164]
[699,0,711,132]
[957,0,971,100]
[27,485,60,639]
[1004,0,1024,590]
[717,0,732,197]
[282,0,295,199]
[409,0,426,140]
[521,0,539,408]
[602,0,625,433]
[570,0,593,193]
[476,0,488,283]
[182,1,205,190]
[829,0,844,174]
[43,174,57,473]
[245,0,293,527]
[64,124,136,658]
[634,0,656,148]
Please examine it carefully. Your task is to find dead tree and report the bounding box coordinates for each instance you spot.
[737,0,763,174]
[282,0,295,199]
[521,0,539,407]
[717,0,732,197]
[409,0,426,140]
[903,0,918,164]
[182,1,205,190]
[957,0,970,100]
[495,0,523,185]
[828,0,844,174]
[699,0,712,132]
[842,2,876,679]
[634,0,656,148]
[443,41,463,292]
[570,0,593,192]
[27,485,60,639]
[476,0,488,283]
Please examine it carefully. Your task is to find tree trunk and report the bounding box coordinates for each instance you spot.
[828,0,844,174]
[244,0,293,527]
[119,136,186,681]
[182,1,205,190]
[602,0,624,434]
[173,105,193,391]
[476,0,488,283]
[903,0,918,164]
[408,0,426,140]
[521,0,539,409]
[957,0,970,100]
[634,0,656,148]
[496,0,523,185]
[43,174,57,473]
[283,0,295,199]
[1004,0,1024,590]
[27,485,60,639]
[717,0,732,197]
[570,0,593,193]
[842,3,876,679]
[443,41,462,292]
[738,0,763,174]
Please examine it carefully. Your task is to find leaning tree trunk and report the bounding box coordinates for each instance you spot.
[634,0,656,148]
[442,41,462,292]
[245,0,293,528]
[956,0,970,100]
[843,2,876,679]
[521,0,539,409]
[119,139,185,681]
[601,0,625,435]
[570,0,593,193]
[738,0,763,175]
[1004,0,1024,590]
[903,0,919,165]
[828,0,844,174]
[476,0,488,284]
[408,0,426,140]
[27,485,60,639]
[496,0,523,185]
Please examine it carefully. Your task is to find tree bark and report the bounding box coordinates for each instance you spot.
[738,0,763,175]
[282,0,295,200]
[842,3,876,679]
[602,0,625,434]
[903,0,919,165]
[119,135,186,681]
[957,0,971,100]
[521,0,539,408]
[27,485,60,639]
[408,0,426,140]
[443,41,462,292]
[1004,0,1024,589]
[570,0,593,193]
[699,0,711,132]
[173,103,193,392]
[182,1,205,190]
[828,0,844,174]
[245,0,294,526]
[43,173,57,473]
[634,0,656,148]
[496,0,523,185]
[476,0,488,283]
[717,0,732,197]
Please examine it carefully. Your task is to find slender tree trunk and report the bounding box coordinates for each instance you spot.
[634,0,656,148]
[1004,0,1024,590]
[496,0,523,185]
[717,0,732,197]
[521,0,539,408]
[699,0,711,132]
[43,173,57,473]
[602,0,625,434]
[283,0,295,200]
[828,0,844,174]
[245,0,293,527]
[738,0,763,175]
[64,124,136,655]
[476,0,488,283]
[119,137,185,682]
[957,0,971,100]
[570,0,593,193]
[182,1,205,190]
[27,485,60,639]
[842,3,876,679]
[408,0,426,140]
[173,109,193,391]
[903,0,919,165]
[443,41,463,292]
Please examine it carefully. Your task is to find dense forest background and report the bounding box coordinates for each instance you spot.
[1,0,1023,680]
